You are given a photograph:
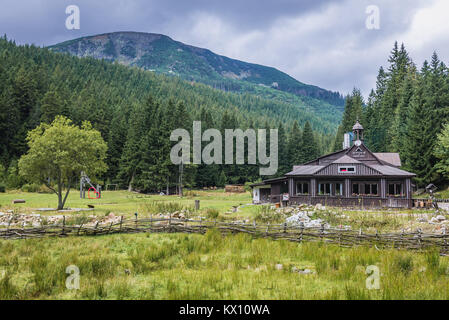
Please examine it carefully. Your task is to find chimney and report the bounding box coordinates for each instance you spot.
[342,133,351,149]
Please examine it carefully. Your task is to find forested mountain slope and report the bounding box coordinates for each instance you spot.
[0,36,335,191]
[49,31,344,109]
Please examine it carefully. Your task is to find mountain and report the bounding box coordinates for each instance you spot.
[48,31,344,107]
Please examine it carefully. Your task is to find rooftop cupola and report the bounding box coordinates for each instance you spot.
[352,120,364,144]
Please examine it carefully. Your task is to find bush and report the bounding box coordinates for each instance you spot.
[0,182,5,193]
[254,205,284,224]
[21,183,40,193]
[21,183,51,193]
[6,160,24,189]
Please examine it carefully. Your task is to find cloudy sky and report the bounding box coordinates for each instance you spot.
[1,0,448,97]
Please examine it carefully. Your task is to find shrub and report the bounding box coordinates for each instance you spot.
[6,160,24,189]
[21,183,40,193]
[254,205,284,224]
[0,182,5,193]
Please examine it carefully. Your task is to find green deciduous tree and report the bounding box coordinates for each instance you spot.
[18,116,108,209]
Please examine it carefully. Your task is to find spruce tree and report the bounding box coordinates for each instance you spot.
[301,121,319,163]
[287,121,302,166]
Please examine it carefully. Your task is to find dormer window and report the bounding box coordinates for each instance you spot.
[338,166,356,173]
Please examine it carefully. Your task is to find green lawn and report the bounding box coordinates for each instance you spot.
[0,189,255,219]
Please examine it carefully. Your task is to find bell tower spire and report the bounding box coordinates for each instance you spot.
[352,120,364,144]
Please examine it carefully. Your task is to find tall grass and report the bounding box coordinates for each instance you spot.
[1,231,449,299]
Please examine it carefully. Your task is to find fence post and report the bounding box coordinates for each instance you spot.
[195,200,200,210]
[62,215,66,235]
[169,213,171,232]
[283,222,287,234]
[299,222,304,242]
[320,223,325,240]
[338,225,342,247]
[119,216,123,233]
[77,222,84,236]
[200,216,202,233]
[443,227,447,254]
[400,229,404,249]
[266,223,270,237]
[94,221,99,236]
[417,228,422,249]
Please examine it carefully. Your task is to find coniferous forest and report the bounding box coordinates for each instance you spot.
[2,36,449,191]
[0,36,325,193]
[334,42,449,187]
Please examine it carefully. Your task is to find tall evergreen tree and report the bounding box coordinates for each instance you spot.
[287,121,302,166]
[301,121,319,163]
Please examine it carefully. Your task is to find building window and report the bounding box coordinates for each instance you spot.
[335,183,343,196]
[296,182,309,195]
[364,183,378,196]
[352,183,360,195]
[318,183,331,195]
[388,183,403,196]
[339,166,356,173]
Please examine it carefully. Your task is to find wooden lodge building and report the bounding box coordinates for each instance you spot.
[251,121,416,208]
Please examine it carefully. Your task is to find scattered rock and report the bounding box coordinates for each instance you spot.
[298,269,313,275]
[291,266,314,274]
[286,211,329,228]
[436,215,446,222]
[430,217,440,224]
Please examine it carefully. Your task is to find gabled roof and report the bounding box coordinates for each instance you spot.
[286,165,324,176]
[285,142,415,178]
[368,165,415,177]
[332,155,361,164]
[302,149,348,165]
[374,153,401,167]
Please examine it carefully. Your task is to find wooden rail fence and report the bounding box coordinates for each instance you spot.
[1,217,449,254]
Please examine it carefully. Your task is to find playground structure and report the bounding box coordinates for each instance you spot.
[80,171,101,199]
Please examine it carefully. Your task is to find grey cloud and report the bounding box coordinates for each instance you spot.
[0,0,444,97]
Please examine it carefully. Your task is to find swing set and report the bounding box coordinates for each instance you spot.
[80,171,102,199]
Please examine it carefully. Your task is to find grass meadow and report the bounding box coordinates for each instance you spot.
[1,231,449,300]
[0,189,255,219]
[1,190,449,300]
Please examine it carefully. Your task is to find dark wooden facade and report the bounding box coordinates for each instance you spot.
[251,121,416,209]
